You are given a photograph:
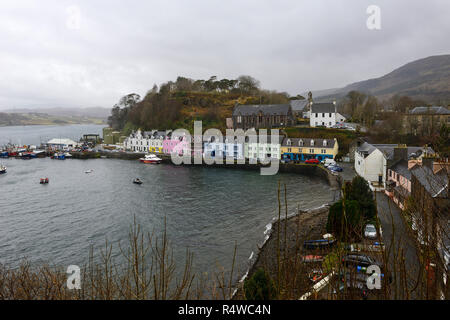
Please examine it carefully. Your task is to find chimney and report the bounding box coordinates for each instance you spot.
[393,144,408,163]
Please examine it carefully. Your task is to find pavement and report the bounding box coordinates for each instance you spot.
[376,192,422,299]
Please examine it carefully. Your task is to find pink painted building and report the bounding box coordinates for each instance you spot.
[163,133,190,156]
[385,159,414,210]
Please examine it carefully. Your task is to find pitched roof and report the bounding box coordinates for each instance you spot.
[409,106,450,115]
[390,159,411,180]
[232,104,291,116]
[290,100,309,112]
[311,102,336,113]
[411,165,448,198]
[357,142,434,160]
[281,137,336,148]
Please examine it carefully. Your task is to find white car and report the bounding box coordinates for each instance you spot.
[364,224,377,239]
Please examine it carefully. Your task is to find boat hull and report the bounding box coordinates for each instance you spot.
[139,159,161,164]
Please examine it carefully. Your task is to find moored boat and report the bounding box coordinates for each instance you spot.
[139,154,162,164]
[51,153,66,160]
[40,178,49,184]
[133,178,143,185]
[0,165,6,174]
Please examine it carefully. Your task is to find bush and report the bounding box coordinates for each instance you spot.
[244,268,276,300]
[326,200,362,240]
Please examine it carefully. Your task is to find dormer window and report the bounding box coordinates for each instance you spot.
[299,139,303,146]
[311,139,314,146]
[323,140,327,147]
[287,139,291,146]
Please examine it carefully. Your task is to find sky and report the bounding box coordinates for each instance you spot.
[0,0,449,110]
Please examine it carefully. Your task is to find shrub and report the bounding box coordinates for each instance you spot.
[244,268,276,300]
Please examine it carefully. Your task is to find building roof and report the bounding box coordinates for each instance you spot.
[232,104,291,116]
[409,106,450,115]
[411,164,448,198]
[357,142,433,160]
[47,138,78,145]
[390,159,411,180]
[281,137,336,148]
[311,102,336,114]
[244,134,284,144]
[290,100,309,112]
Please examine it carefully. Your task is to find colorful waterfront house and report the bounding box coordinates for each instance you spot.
[163,131,190,156]
[281,137,338,162]
[148,130,166,153]
[203,136,244,160]
[246,134,283,161]
[124,129,151,152]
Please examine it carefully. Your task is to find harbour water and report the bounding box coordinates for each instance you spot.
[0,125,335,283]
[0,124,105,146]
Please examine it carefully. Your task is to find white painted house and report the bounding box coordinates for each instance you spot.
[124,129,167,153]
[203,137,244,160]
[310,102,347,128]
[245,135,283,161]
[355,142,433,190]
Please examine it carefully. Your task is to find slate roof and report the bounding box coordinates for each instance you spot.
[357,142,434,160]
[409,106,450,115]
[244,134,285,144]
[232,104,291,116]
[290,100,309,112]
[390,159,411,180]
[411,165,448,198]
[281,137,336,148]
[311,102,336,114]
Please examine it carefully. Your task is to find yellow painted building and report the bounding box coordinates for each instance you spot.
[281,137,339,161]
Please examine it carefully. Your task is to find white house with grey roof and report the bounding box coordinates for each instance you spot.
[310,102,347,128]
[355,142,433,190]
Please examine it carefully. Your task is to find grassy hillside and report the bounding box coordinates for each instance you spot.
[0,112,106,126]
[318,55,450,103]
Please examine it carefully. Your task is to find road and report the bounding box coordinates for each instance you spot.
[376,192,423,299]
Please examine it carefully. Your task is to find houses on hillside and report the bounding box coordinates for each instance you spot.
[310,102,347,128]
[231,104,295,130]
[354,142,433,190]
[401,106,450,135]
[280,137,339,162]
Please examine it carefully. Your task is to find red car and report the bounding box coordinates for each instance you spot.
[305,159,320,164]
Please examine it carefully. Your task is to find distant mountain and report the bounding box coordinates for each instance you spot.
[3,107,110,119]
[315,55,450,103]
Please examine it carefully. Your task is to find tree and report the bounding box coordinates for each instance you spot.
[237,75,260,95]
[346,176,377,221]
[244,268,276,300]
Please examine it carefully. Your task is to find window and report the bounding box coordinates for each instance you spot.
[321,149,326,154]
[310,149,314,153]
[322,113,325,117]
[237,116,242,123]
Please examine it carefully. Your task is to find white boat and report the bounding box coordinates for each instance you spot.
[0,165,6,174]
[139,154,162,164]
[85,169,93,174]
[64,152,73,158]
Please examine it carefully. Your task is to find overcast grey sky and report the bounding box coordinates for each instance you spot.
[1,0,449,109]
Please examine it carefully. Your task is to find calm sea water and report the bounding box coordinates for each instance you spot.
[0,125,334,283]
[0,124,105,146]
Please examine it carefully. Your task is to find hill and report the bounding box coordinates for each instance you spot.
[0,112,106,127]
[316,55,450,103]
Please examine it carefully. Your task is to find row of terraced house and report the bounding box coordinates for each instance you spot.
[124,129,339,162]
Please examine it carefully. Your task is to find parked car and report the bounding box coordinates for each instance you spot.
[321,158,336,167]
[305,158,320,164]
[364,224,377,239]
[328,165,343,172]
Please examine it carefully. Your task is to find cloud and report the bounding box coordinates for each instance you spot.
[0,0,449,109]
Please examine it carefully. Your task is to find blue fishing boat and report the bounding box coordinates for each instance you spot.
[51,153,66,160]
[0,151,8,158]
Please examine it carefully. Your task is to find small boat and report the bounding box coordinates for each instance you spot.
[51,153,66,160]
[64,152,73,158]
[139,154,162,164]
[303,238,336,250]
[40,178,49,184]
[0,165,6,174]
[133,178,143,185]
[301,255,324,263]
[85,169,93,174]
